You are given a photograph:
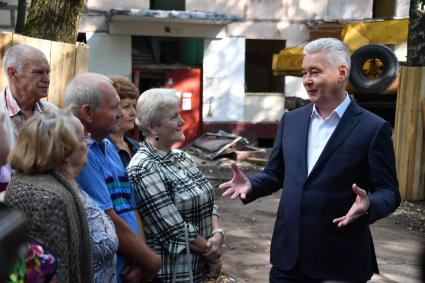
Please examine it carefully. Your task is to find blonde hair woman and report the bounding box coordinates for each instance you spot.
[5,110,118,283]
[127,88,223,283]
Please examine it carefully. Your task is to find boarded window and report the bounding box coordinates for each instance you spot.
[245,39,285,93]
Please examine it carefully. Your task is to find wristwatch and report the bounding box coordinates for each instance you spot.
[211,228,225,240]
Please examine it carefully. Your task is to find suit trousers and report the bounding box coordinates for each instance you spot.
[269,264,367,283]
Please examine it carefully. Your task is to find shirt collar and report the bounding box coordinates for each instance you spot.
[86,135,97,147]
[5,86,44,117]
[311,92,351,120]
[143,141,181,163]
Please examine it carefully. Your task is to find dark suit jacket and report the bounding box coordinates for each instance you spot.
[244,101,400,281]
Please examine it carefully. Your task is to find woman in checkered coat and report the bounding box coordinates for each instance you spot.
[127,88,224,283]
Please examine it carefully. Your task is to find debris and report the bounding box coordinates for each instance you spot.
[186,131,267,162]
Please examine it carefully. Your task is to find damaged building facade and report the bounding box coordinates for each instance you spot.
[0,0,410,145]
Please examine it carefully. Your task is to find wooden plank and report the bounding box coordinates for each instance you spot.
[404,69,420,199]
[75,42,89,76]
[48,41,64,107]
[0,32,13,91]
[61,44,76,108]
[423,100,425,129]
[25,36,51,64]
[410,69,425,199]
[394,66,425,200]
[11,33,26,45]
[394,67,409,199]
[414,71,425,199]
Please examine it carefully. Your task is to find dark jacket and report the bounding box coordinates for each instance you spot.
[244,101,400,281]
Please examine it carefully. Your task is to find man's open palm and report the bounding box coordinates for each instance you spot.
[219,162,252,199]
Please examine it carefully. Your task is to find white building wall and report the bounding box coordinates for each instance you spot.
[0,0,22,31]
[203,38,245,121]
[395,0,410,17]
[187,0,374,20]
[85,0,149,10]
[244,94,285,122]
[285,76,308,99]
[86,33,132,78]
[326,0,373,19]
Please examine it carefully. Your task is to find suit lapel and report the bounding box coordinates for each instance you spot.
[307,101,362,179]
[299,105,312,179]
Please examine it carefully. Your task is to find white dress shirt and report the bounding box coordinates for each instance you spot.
[307,94,351,175]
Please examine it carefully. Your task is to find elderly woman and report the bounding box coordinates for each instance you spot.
[127,88,224,283]
[107,75,140,167]
[5,110,118,283]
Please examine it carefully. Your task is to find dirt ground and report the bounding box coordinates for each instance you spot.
[195,157,425,283]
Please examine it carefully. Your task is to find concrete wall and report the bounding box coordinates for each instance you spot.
[187,0,373,40]
[226,21,309,41]
[203,38,245,121]
[187,0,373,20]
[85,0,149,10]
[395,0,410,17]
[285,76,308,99]
[244,93,285,122]
[0,0,23,31]
[109,21,226,39]
[86,33,132,78]
[326,0,373,20]
[80,0,375,40]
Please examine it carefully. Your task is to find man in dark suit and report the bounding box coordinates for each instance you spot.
[219,38,400,282]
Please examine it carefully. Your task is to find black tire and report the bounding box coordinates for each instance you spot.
[349,44,399,94]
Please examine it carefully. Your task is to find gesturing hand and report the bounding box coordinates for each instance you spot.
[333,183,370,228]
[219,162,252,199]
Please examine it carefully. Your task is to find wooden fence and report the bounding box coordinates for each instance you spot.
[0,32,89,107]
[394,66,425,200]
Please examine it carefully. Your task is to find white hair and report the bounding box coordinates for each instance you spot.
[303,38,351,74]
[136,88,180,136]
[64,73,113,117]
[2,44,47,77]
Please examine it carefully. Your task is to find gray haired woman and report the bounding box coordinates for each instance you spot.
[127,88,223,283]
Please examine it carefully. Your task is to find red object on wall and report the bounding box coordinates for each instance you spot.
[165,68,202,148]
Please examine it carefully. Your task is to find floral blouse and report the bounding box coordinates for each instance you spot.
[79,188,118,283]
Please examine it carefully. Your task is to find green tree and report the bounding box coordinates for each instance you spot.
[407,0,425,66]
[23,0,84,44]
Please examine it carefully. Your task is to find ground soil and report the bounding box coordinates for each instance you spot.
[195,157,425,283]
[390,200,425,234]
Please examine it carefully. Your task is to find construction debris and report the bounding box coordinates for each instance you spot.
[186,131,267,162]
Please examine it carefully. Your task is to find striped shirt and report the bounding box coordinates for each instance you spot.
[127,142,219,283]
[77,138,140,283]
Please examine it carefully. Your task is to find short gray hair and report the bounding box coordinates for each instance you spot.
[303,38,351,74]
[2,44,47,77]
[136,88,180,136]
[64,73,112,117]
